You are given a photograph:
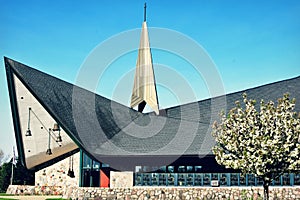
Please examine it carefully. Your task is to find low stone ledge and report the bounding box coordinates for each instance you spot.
[66,186,300,200]
[6,185,300,199]
[6,185,64,195]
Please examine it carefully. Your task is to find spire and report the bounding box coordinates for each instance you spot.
[130,5,159,115]
[144,3,147,22]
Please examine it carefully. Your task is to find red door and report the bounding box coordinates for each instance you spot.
[100,169,110,187]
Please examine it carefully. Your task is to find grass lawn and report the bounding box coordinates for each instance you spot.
[0,194,14,196]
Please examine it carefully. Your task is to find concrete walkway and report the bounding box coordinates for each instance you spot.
[0,195,62,200]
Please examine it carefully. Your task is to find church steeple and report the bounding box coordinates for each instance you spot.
[130,3,159,115]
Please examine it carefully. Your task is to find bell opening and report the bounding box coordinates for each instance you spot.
[25,129,32,136]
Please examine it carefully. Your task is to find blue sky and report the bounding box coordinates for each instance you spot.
[1,0,300,157]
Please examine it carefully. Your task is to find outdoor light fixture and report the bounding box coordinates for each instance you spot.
[53,123,62,142]
[53,123,60,131]
[25,107,32,136]
[46,128,52,155]
[67,156,75,178]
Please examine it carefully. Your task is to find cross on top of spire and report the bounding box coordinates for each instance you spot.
[144,3,147,22]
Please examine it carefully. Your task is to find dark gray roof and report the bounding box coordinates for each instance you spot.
[5,57,300,168]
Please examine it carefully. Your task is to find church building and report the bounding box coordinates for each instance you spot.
[5,4,300,188]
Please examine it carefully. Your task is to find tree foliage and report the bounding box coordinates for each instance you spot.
[0,157,35,192]
[212,93,300,199]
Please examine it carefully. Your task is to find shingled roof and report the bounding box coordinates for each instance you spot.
[5,57,300,169]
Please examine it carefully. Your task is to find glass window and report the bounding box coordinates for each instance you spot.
[248,174,255,186]
[195,166,202,172]
[231,173,239,186]
[178,173,186,186]
[186,174,194,186]
[239,174,246,186]
[203,173,211,186]
[194,174,203,186]
[294,173,300,185]
[101,163,110,168]
[273,175,281,186]
[150,166,159,172]
[93,160,100,170]
[158,166,166,173]
[159,173,167,185]
[178,166,185,173]
[151,173,159,186]
[167,174,175,186]
[220,173,227,186]
[168,166,174,173]
[82,153,92,169]
[211,173,218,181]
[187,166,193,172]
[135,166,142,173]
[135,173,142,186]
[256,176,263,186]
[143,173,151,186]
[282,173,290,186]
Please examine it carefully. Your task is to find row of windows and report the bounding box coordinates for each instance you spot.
[80,152,300,187]
[135,165,202,173]
[135,173,300,187]
[82,152,109,170]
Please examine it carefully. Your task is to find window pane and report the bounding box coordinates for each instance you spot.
[135,173,142,186]
[159,173,167,186]
[256,176,263,186]
[178,166,185,173]
[178,173,186,186]
[151,173,159,186]
[187,166,193,173]
[195,166,202,172]
[167,173,175,186]
[186,173,194,186]
[158,166,166,173]
[203,173,211,186]
[273,175,281,186]
[143,173,151,186]
[294,174,300,185]
[248,174,255,186]
[282,173,290,186]
[101,163,110,168]
[239,174,246,186]
[168,166,174,173]
[194,174,203,186]
[231,173,239,186]
[220,173,227,186]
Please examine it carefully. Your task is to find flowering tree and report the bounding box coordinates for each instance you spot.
[212,93,300,200]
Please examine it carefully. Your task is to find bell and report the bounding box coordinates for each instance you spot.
[25,129,32,136]
[46,148,52,155]
[53,123,60,131]
[67,169,75,178]
[56,135,62,142]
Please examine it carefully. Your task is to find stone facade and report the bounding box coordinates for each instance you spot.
[6,185,300,199]
[66,186,300,200]
[35,152,80,188]
[110,171,134,188]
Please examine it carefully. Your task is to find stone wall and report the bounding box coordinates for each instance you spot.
[35,152,80,188]
[6,185,63,195]
[6,185,300,199]
[110,171,133,188]
[67,186,300,200]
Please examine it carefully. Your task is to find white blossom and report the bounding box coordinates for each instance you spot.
[212,93,300,198]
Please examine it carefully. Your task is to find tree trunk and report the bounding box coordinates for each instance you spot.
[263,181,270,200]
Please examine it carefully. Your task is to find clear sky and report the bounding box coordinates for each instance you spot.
[1,0,300,158]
